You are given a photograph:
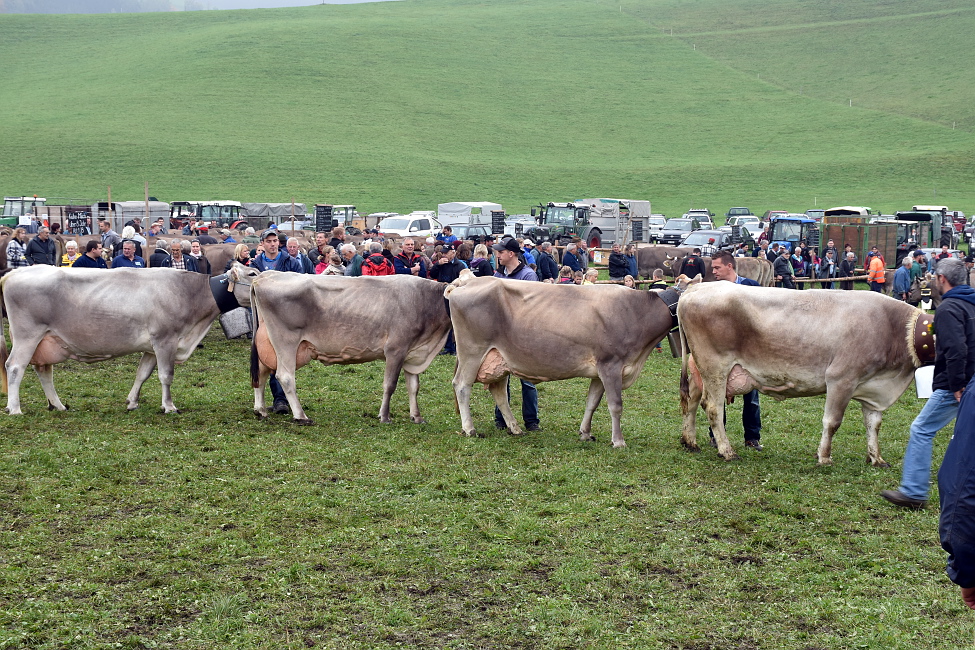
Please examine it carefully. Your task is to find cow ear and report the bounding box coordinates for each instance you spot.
[689,274,703,285]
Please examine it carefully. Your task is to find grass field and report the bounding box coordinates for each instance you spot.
[0,318,971,648]
[0,0,973,218]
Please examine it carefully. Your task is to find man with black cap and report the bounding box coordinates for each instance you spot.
[491,237,541,432]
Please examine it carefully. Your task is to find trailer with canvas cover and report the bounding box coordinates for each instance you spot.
[437,201,503,228]
[524,198,651,248]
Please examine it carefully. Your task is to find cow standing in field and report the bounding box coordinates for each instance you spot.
[446,272,697,447]
[678,283,932,465]
[227,264,451,424]
[0,266,248,414]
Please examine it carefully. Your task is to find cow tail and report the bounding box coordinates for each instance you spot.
[0,275,7,394]
[249,286,261,389]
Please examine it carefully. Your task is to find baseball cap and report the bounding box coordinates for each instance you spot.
[492,237,521,254]
[261,229,278,241]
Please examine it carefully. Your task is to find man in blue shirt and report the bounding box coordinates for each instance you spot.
[436,226,458,246]
[492,237,541,432]
[111,241,146,268]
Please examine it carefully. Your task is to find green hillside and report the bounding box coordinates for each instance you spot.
[0,0,972,217]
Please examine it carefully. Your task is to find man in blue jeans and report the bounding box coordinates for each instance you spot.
[491,237,541,432]
[882,258,975,509]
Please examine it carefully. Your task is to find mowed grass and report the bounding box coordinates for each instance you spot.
[0,0,973,218]
[0,322,970,648]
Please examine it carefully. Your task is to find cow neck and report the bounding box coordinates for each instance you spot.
[908,309,935,367]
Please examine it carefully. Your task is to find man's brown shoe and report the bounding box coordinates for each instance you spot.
[880,489,927,509]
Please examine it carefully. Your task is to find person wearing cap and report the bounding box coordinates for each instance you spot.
[773,247,794,289]
[251,229,302,273]
[218,229,236,244]
[867,250,886,292]
[491,237,541,432]
[911,250,927,284]
[196,227,218,246]
[682,248,707,281]
[700,237,717,257]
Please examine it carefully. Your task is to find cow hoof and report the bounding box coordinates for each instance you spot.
[579,432,595,442]
[462,429,484,438]
[162,408,180,414]
[126,403,139,411]
[254,410,268,420]
[681,439,701,452]
[293,418,316,426]
[612,441,627,449]
[411,416,427,424]
[379,416,392,424]
[869,458,891,468]
[818,458,834,466]
[508,428,525,437]
[720,453,740,462]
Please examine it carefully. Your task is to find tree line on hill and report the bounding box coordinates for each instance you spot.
[0,0,183,12]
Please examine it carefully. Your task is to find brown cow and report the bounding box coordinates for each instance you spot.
[636,245,693,279]
[447,271,699,447]
[227,264,451,424]
[678,282,930,466]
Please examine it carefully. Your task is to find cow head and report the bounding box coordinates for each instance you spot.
[227,262,260,306]
[674,274,703,292]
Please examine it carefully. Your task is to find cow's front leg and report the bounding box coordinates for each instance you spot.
[600,370,626,449]
[861,403,889,467]
[5,335,46,415]
[404,371,425,424]
[153,348,180,414]
[34,364,67,411]
[275,366,313,425]
[579,378,605,443]
[702,377,736,461]
[489,379,523,436]
[818,382,855,465]
[126,353,158,411]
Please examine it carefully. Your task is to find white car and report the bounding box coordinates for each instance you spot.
[377,213,442,238]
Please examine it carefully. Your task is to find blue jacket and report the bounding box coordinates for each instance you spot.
[939,374,975,587]
[495,262,538,281]
[893,265,913,294]
[932,286,975,393]
[535,250,559,281]
[562,249,582,273]
[626,254,638,278]
[252,251,303,274]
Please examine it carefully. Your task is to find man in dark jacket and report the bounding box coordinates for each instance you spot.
[938,374,975,610]
[681,248,707,280]
[149,240,171,268]
[882,258,975,508]
[25,227,58,265]
[608,243,629,281]
[429,247,465,284]
[392,238,427,277]
[72,240,108,269]
[535,242,559,282]
[773,247,795,288]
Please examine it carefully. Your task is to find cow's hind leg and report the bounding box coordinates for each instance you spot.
[817,382,855,465]
[253,362,271,419]
[126,353,158,411]
[489,380,523,436]
[679,356,703,452]
[275,368,313,425]
[579,378,605,443]
[451,359,481,437]
[404,371,425,424]
[860,403,889,467]
[34,364,67,411]
[599,366,626,448]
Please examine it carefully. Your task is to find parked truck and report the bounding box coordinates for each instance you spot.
[524,198,651,248]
